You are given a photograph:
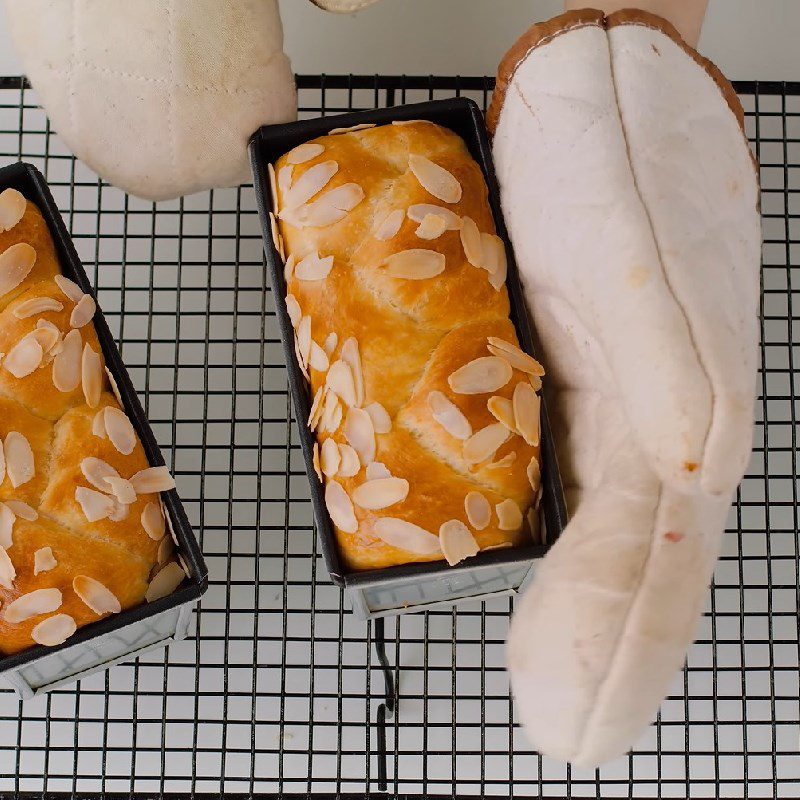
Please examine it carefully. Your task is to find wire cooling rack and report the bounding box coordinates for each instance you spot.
[0,74,797,799]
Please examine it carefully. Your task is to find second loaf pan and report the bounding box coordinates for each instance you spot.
[249,98,568,619]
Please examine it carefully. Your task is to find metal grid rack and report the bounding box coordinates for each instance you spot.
[0,74,796,799]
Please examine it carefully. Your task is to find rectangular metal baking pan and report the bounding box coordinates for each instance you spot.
[0,161,208,697]
[249,97,567,619]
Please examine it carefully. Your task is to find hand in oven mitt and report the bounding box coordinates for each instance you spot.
[4,0,297,201]
[487,10,761,766]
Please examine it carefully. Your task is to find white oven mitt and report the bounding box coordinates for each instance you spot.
[5,0,297,201]
[488,10,761,766]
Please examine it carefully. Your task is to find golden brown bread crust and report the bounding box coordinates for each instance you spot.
[0,195,174,655]
[274,121,542,571]
[486,8,747,143]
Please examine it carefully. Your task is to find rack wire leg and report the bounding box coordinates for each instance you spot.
[373,617,396,791]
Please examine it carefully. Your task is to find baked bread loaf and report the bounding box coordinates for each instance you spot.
[270,120,544,571]
[0,189,185,655]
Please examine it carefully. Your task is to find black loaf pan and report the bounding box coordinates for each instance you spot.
[0,162,208,695]
[249,98,567,618]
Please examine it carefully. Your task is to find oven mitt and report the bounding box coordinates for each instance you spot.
[488,10,761,766]
[4,0,297,201]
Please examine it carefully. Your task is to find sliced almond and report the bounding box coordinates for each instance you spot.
[282,160,338,209]
[157,533,174,566]
[343,407,375,464]
[439,519,479,566]
[33,546,57,576]
[325,359,357,407]
[31,325,60,355]
[496,498,523,531]
[0,188,26,232]
[364,402,391,434]
[0,546,15,589]
[0,438,4,485]
[75,486,115,522]
[294,337,309,381]
[465,491,491,530]
[328,122,375,135]
[415,214,447,240]
[286,142,325,165]
[104,475,137,505]
[13,296,64,319]
[73,574,121,615]
[308,385,325,431]
[323,332,338,356]
[320,438,341,477]
[374,209,405,241]
[320,391,343,434]
[269,211,281,251]
[408,154,461,204]
[52,329,82,392]
[267,163,278,207]
[487,337,544,376]
[366,461,391,480]
[141,501,165,541]
[427,390,472,440]
[463,423,510,465]
[285,294,301,328]
[309,343,330,375]
[352,477,409,510]
[312,442,322,481]
[529,373,542,392]
[80,457,120,491]
[373,518,441,555]
[340,337,364,406]
[108,499,130,523]
[69,293,96,328]
[105,367,124,404]
[278,164,294,194]
[105,406,137,455]
[81,343,103,408]
[513,381,541,447]
[407,204,462,230]
[284,253,296,283]
[487,395,517,433]
[295,251,334,281]
[31,613,76,647]
[488,237,508,290]
[54,274,84,303]
[296,315,312,369]
[336,443,360,477]
[3,334,43,378]
[479,232,502,276]
[382,249,445,280]
[459,216,483,268]
[487,452,517,470]
[130,466,176,495]
[0,243,36,298]
[4,587,62,623]
[0,503,13,548]
[5,500,36,520]
[448,356,512,395]
[145,561,185,602]
[527,456,541,491]
[324,480,358,533]
[5,431,34,488]
[302,183,365,227]
[92,407,108,439]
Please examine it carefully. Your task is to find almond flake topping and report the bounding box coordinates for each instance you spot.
[340,337,364,406]
[323,332,338,356]
[75,486,115,522]
[0,188,26,232]
[487,452,517,470]
[487,395,517,433]
[366,461,391,480]
[295,250,334,282]
[141,501,166,541]
[285,294,301,328]
[448,356,512,395]
[286,142,325,165]
[80,457,120,491]
[382,249,445,280]
[312,442,322,481]
[282,160,338,210]
[105,406,137,455]
[284,252,296,282]
[415,214,447,240]
[73,575,121,615]
[337,444,360,477]
[5,500,36,520]
[465,491,491,530]
[0,243,36,298]
[105,367,124,404]
[326,359,357,407]
[427,390,472,440]
[364,402,391,434]
[92,408,108,439]
[320,391,343,434]
[130,466,176,495]
[0,546,15,589]
[374,209,404,241]
[33,546,57,576]
[320,438,341,477]
[5,431,34,488]
[82,343,103,408]
[373,518,441,555]
[513,381,541,447]
[54,274,84,303]
[487,236,508,290]
[157,533,174,566]
[269,211,280,251]
[52,329,82,392]
[31,614,76,647]
[0,439,4,486]
[487,337,544,376]
[69,293,96,328]
[31,324,60,355]
[343,407,375,464]
[4,334,43,378]
[104,476,137,505]
[145,561,185,602]
[4,587,62,623]
[308,385,325,431]
[408,154,462,204]
[463,423,510,465]
[328,123,375,135]
[527,456,541,491]
[324,480,358,533]
[0,503,13,548]
[459,216,483,268]
[13,296,63,319]
[302,183,365,227]
[496,499,523,531]
[296,316,312,369]
[439,519,479,566]
[309,341,330,372]
[407,204,462,230]
[278,164,294,194]
[351,477,409,510]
